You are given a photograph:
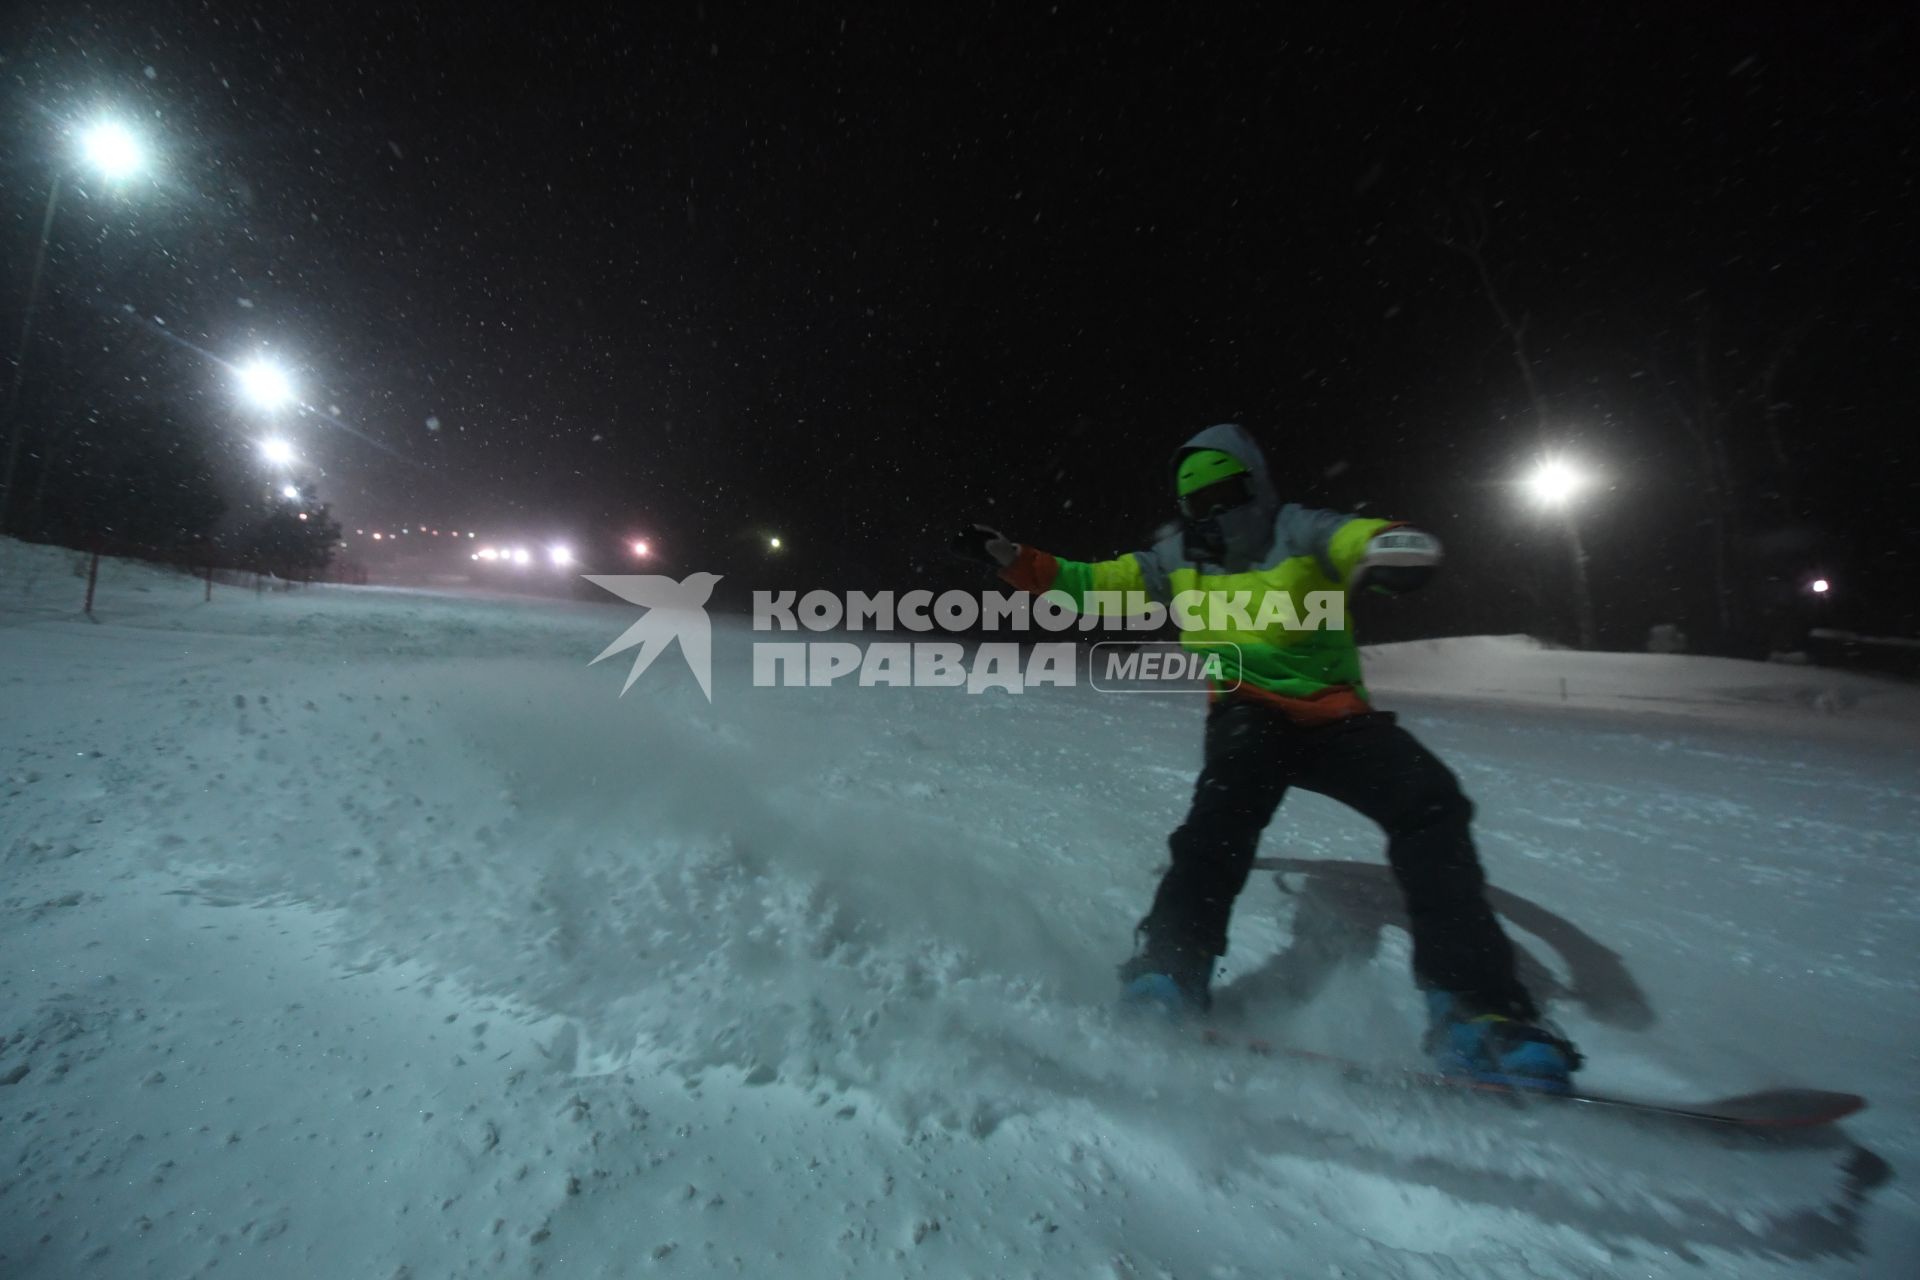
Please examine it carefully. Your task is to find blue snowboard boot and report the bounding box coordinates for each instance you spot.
[1116,951,1212,1020]
[1424,991,1582,1094]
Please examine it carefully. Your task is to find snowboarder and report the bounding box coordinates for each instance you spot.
[957,422,1581,1092]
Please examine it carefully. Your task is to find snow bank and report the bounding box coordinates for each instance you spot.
[1363,633,1920,745]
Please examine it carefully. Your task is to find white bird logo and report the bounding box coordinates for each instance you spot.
[585,572,724,701]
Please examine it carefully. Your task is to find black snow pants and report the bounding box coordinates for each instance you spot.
[1136,698,1536,1018]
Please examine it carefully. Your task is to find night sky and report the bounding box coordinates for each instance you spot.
[4,3,1915,644]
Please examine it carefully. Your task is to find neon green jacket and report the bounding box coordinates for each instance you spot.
[1000,423,1397,721]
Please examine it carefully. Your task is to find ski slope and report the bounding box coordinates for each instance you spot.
[3,540,1916,1278]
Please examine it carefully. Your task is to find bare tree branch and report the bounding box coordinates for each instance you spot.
[1434,190,1549,438]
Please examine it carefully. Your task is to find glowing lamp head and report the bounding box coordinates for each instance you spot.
[280,484,300,500]
[80,122,145,180]
[768,536,783,551]
[1810,578,1831,595]
[1524,457,1588,508]
[238,360,296,411]
[511,547,531,566]
[631,539,650,558]
[549,544,574,567]
[258,438,296,467]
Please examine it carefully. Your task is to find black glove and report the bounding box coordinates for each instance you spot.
[1359,565,1437,596]
[949,524,1018,568]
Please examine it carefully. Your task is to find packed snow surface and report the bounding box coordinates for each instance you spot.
[3,541,1917,1277]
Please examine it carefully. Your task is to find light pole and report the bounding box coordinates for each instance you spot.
[0,121,150,533]
[1522,457,1598,650]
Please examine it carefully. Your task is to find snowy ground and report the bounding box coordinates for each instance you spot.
[3,540,1917,1278]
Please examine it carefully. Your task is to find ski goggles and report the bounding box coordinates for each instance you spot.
[1179,473,1254,519]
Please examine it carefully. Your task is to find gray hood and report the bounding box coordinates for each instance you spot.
[1170,422,1277,569]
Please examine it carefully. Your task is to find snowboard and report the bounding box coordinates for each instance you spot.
[1197,1028,1866,1130]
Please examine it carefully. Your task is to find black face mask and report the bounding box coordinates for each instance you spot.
[1181,495,1271,569]
[1183,513,1228,564]
[1179,474,1256,565]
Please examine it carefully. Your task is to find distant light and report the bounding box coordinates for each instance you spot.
[356,529,364,535]
[296,512,308,522]
[237,359,296,411]
[549,544,574,567]
[79,121,144,180]
[632,539,650,558]
[768,536,783,550]
[511,547,531,566]
[1810,578,1831,595]
[478,547,498,561]
[259,438,296,467]
[372,532,383,541]
[280,484,300,500]
[467,532,476,539]
[1523,458,1588,508]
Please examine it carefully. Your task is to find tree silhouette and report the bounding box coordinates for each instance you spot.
[237,498,343,581]
[32,402,227,552]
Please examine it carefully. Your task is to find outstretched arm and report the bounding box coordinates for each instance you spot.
[1350,527,1443,595]
[1272,505,1440,595]
[953,523,1165,617]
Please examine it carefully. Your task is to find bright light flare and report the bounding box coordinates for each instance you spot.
[238,359,296,411]
[258,438,296,467]
[631,539,651,558]
[549,545,574,567]
[280,484,300,500]
[1523,458,1588,508]
[511,547,531,566]
[768,536,783,550]
[79,121,144,180]
[1810,578,1831,595]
